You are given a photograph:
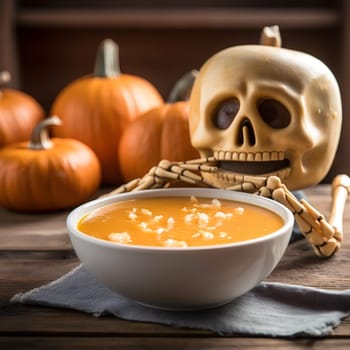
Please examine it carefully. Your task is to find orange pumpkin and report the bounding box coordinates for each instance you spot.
[0,116,101,213]
[0,71,45,148]
[50,39,163,185]
[118,71,200,182]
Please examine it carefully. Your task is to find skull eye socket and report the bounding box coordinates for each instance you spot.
[212,98,240,129]
[258,99,291,129]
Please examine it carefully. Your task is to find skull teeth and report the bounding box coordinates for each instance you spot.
[214,151,285,161]
[216,167,291,182]
[212,150,291,181]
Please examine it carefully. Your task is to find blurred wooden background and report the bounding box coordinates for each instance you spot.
[1,0,349,182]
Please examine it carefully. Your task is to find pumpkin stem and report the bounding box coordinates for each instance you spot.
[0,71,11,85]
[0,71,11,97]
[167,70,198,103]
[259,25,282,48]
[29,116,62,150]
[94,39,121,78]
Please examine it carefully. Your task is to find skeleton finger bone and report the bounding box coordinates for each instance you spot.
[227,183,263,193]
[133,169,168,191]
[254,176,283,197]
[226,175,269,193]
[109,159,217,196]
[154,165,199,184]
[156,160,210,185]
[165,157,218,174]
[104,178,142,196]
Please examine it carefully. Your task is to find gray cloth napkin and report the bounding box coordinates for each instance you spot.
[11,265,350,337]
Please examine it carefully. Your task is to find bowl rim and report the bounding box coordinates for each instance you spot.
[67,187,294,252]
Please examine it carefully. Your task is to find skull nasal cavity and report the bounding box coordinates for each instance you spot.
[237,118,256,146]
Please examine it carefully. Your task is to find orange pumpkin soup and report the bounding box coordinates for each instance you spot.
[78,196,284,248]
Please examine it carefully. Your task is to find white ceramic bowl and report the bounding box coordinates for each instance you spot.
[67,188,294,310]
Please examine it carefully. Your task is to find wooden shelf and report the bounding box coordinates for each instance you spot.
[16,8,340,29]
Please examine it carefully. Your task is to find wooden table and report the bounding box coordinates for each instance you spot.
[1,185,349,349]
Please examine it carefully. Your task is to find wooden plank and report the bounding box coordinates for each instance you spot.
[16,8,340,29]
[1,301,348,338]
[0,188,112,251]
[0,304,208,336]
[0,209,71,251]
[268,239,350,289]
[1,336,350,350]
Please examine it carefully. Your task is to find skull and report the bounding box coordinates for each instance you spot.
[189,28,342,191]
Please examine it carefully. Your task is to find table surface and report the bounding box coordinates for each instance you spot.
[1,185,349,349]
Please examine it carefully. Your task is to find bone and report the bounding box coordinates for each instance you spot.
[318,238,339,257]
[328,174,350,234]
[135,175,160,191]
[226,183,258,193]
[181,157,216,165]
[104,178,141,196]
[181,163,217,173]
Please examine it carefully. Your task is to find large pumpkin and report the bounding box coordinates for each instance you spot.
[50,39,163,185]
[0,116,101,213]
[0,71,45,148]
[118,71,200,182]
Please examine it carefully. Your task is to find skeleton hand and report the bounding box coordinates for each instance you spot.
[256,175,350,257]
[217,173,349,257]
[107,158,217,196]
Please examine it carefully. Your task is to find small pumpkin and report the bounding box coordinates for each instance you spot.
[0,116,101,213]
[0,71,45,148]
[118,71,200,182]
[50,39,163,185]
